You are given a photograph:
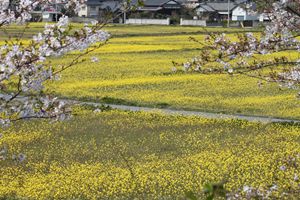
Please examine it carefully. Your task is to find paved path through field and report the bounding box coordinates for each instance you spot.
[69,99,300,124]
[10,95,300,123]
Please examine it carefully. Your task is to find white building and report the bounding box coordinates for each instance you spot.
[78,0,121,18]
[78,4,88,17]
[195,0,268,24]
[231,4,268,22]
[232,5,257,21]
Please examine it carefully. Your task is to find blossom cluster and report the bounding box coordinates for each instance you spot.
[0,1,110,126]
[0,0,86,26]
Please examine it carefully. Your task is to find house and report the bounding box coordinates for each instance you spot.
[78,0,121,19]
[1,0,62,22]
[195,0,259,22]
[130,0,183,16]
[31,2,64,22]
[231,1,268,22]
[78,0,187,24]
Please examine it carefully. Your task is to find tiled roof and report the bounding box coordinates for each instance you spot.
[131,0,181,7]
[197,0,251,12]
[86,0,120,11]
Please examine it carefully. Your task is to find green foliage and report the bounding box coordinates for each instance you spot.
[203,182,227,200]
[185,191,198,200]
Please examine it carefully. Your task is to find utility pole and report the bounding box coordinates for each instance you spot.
[55,0,58,22]
[227,0,230,28]
[123,11,126,24]
[122,1,127,24]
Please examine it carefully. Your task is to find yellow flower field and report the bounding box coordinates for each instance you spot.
[45,29,300,119]
[2,24,297,118]
[1,24,300,199]
[0,23,259,39]
[1,109,300,199]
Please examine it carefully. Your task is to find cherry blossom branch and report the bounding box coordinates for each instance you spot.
[176,0,300,92]
[0,0,108,126]
[0,0,142,126]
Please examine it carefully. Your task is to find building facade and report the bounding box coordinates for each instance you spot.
[78,0,121,19]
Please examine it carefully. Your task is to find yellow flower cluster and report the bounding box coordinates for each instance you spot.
[1,109,299,199]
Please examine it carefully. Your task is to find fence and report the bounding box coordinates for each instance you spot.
[70,17,96,23]
[180,19,206,26]
[125,18,170,25]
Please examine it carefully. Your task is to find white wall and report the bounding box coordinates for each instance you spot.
[232,6,261,21]
[180,19,206,26]
[86,6,100,17]
[78,5,88,17]
[125,18,170,25]
[70,17,96,23]
[232,6,246,21]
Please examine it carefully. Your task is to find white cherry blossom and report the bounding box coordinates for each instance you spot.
[0,0,110,126]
